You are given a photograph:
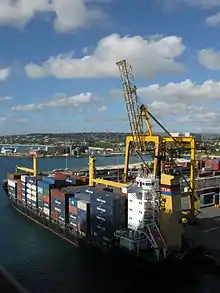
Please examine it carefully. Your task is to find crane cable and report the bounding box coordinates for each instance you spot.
[147,110,199,203]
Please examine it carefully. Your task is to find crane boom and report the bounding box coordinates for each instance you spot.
[116,60,145,152]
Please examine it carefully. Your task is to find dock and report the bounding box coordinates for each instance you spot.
[0,266,29,293]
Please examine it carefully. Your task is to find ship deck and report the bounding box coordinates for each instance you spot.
[0,266,28,293]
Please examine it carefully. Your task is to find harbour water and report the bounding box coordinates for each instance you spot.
[0,156,220,293]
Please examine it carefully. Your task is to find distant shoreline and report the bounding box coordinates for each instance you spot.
[0,153,125,159]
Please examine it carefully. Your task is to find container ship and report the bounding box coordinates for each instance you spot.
[2,158,170,265]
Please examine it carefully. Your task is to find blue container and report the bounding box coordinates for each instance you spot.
[69,197,78,207]
[69,213,77,228]
[90,201,115,216]
[75,193,90,202]
[43,202,50,208]
[43,177,68,188]
[90,190,119,206]
[65,177,77,185]
[38,181,51,188]
[28,177,41,184]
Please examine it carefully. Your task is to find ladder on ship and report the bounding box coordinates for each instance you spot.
[145,222,167,260]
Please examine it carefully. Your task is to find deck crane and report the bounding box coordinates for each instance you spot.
[116,60,158,177]
[116,59,198,216]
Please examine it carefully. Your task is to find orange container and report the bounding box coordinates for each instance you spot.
[69,206,77,215]
[43,196,50,203]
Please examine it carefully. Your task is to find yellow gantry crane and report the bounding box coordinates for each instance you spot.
[115,59,197,215]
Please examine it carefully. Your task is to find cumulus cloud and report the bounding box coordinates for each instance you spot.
[198,49,220,70]
[206,12,220,26]
[24,34,186,79]
[0,67,11,81]
[0,96,13,101]
[161,0,220,9]
[12,92,95,111]
[111,79,220,132]
[98,105,107,112]
[0,0,106,32]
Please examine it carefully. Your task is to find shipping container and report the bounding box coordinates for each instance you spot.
[43,177,69,188]
[21,175,28,183]
[75,192,90,202]
[77,207,90,235]
[7,173,22,180]
[200,192,215,205]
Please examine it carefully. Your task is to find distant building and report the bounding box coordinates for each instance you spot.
[1,147,15,154]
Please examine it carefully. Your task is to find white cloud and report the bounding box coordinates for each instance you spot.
[198,49,220,70]
[98,105,107,112]
[0,68,11,81]
[24,33,186,79]
[0,0,106,32]
[0,96,13,101]
[111,79,220,132]
[206,12,220,26]
[12,92,95,111]
[162,0,220,9]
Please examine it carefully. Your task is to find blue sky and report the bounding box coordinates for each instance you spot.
[0,0,220,135]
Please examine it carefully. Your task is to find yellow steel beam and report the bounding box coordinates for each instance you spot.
[92,178,127,189]
[124,135,161,182]
[16,166,35,174]
[16,156,38,177]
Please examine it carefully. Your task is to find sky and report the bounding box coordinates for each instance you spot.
[1,0,220,134]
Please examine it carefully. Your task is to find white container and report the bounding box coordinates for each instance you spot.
[32,190,37,196]
[27,193,32,200]
[121,187,128,194]
[77,200,89,211]
[30,184,37,191]
[43,207,50,216]
[8,179,16,188]
[38,187,43,194]
[27,188,32,194]
[26,183,31,189]
[21,175,28,182]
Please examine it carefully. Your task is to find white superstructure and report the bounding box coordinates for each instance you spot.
[115,173,167,260]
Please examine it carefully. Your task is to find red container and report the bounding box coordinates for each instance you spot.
[66,186,80,192]
[198,172,212,177]
[43,195,50,203]
[51,210,59,221]
[51,188,65,200]
[212,160,220,171]
[213,170,220,176]
[69,206,77,214]
[53,173,67,180]
[205,160,212,169]
[8,173,22,180]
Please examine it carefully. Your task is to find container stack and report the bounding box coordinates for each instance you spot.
[21,175,28,203]
[77,200,90,236]
[51,189,74,225]
[90,190,127,243]
[43,177,69,188]
[7,179,17,199]
[26,177,42,209]
[16,179,22,201]
[68,197,78,229]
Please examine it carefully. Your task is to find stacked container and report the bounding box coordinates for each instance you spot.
[8,179,17,199]
[77,200,90,236]
[26,176,42,209]
[21,175,28,203]
[43,177,69,188]
[17,179,22,201]
[68,197,78,229]
[90,189,127,242]
[51,189,74,225]
[37,181,52,216]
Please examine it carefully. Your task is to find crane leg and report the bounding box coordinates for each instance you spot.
[124,140,130,183]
